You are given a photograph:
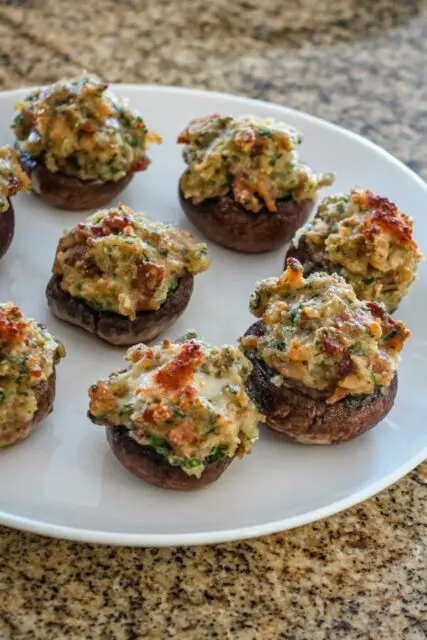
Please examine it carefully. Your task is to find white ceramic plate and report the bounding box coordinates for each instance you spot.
[0,85,426,547]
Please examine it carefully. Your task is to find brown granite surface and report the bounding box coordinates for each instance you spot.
[0,1,427,638]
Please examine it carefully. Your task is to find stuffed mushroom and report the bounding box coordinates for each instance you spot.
[0,145,30,259]
[178,114,334,253]
[286,190,423,312]
[12,74,162,210]
[240,258,410,444]
[46,204,210,345]
[88,332,261,490]
[0,302,65,448]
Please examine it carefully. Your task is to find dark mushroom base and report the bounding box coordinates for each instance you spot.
[46,274,194,346]
[0,370,56,448]
[243,321,398,444]
[0,200,15,260]
[179,185,314,253]
[106,426,233,490]
[285,235,322,278]
[19,151,133,211]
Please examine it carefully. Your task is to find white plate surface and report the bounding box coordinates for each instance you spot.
[0,85,426,547]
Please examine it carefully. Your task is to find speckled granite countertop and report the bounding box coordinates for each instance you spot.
[1,1,427,638]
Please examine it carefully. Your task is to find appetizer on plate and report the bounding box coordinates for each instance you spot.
[178,114,334,253]
[0,302,65,448]
[46,204,210,345]
[240,258,410,444]
[88,332,261,490]
[286,190,423,312]
[0,145,30,260]
[12,74,162,210]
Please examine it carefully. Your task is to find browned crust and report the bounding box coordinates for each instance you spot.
[105,426,233,490]
[179,183,314,253]
[0,370,56,448]
[46,274,194,346]
[0,200,15,260]
[285,237,402,313]
[20,151,133,211]
[243,321,398,444]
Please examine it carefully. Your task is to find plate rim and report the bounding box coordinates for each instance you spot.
[1,451,425,546]
[0,83,426,547]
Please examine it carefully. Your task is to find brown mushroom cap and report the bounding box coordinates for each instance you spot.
[105,426,234,490]
[46,274,194,346]
[179,183,314,253]
[243,321,398,444]
[20,151,133,211]
[0,370,57,448]
[0,200,15,260]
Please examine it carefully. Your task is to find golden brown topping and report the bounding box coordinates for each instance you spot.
[53,204,210,319]
[0,304,28,345]
[242,260,410,402]
[355,190,417,248]
[154,342,204,390]
[12,74,162,183]
[88,334,261,477]
[0,302,65,427]
[298,190,423,311]
[178,114,334,213]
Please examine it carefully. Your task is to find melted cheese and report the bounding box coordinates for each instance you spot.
[240,260,410,403]
[89,335,261,477]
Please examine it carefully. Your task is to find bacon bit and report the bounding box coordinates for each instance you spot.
[319,332,344,356]
[155,343,204,390]
[366,302,410,350]
[85,224,107,238]
[366,301,385,319]
[255,179,277,212]
[134,262,164,300]
[354,190,417,248]
[338,352,353,378]
[131,157,150,173]
[31,369,42,378]
[104,214,131,232]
